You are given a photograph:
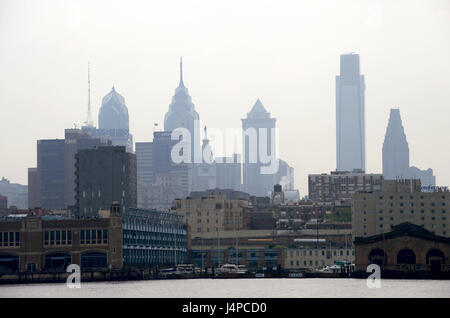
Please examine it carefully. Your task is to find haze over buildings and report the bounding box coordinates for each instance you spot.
[1,0,450,195]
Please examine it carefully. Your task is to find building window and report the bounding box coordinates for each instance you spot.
[80,230,85,244]
[102,230,107,244]
[15,232,19,246]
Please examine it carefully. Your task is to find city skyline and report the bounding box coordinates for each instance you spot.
[1,0,449,195]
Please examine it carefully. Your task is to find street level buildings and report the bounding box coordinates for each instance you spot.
[354,222,450,274]
[282,246,354,270]
[171,192,249,238]
[0,204,123,272]
[308,170,383,204]
[0,203,188,272]
[352,179,449,239]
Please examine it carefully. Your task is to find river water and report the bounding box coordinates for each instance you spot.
[1,278,449,298]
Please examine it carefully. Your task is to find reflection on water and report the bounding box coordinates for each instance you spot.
[0,278,449,298]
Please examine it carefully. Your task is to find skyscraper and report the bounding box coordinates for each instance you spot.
[92,86,133,152]
[33,129,110,210]
[382,108,436,187]
[242,99,277,196]
[336,53,366,172]
[98,86,129,131]
[382,109,410,179]
[164,58,200,163]
[152,131,192,196]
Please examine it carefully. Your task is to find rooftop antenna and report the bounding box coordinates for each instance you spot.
[85,62,94,127]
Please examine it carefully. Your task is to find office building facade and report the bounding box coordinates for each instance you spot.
[75,146,137,217]
[352,179,449,238]
[308,170,383,203]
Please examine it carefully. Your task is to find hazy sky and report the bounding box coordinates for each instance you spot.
[0,0,449,194]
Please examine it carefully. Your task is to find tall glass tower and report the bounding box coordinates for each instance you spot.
[336,53,366,172]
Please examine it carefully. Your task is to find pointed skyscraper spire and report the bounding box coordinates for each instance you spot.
[382,108,410,180]
[179,56,184,87]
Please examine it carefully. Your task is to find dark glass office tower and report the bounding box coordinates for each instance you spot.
[75,146,137,217]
